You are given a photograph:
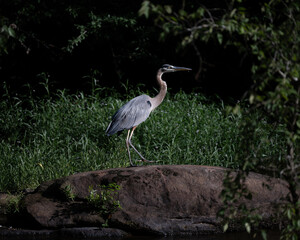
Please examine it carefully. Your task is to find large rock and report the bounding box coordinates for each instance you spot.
[21,165,287,235]
[0,226,129,240]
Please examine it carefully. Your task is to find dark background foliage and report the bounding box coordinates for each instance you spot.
[0,0,252,100]
[1,1,300,238]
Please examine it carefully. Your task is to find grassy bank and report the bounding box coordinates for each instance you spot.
[0,90,284,191]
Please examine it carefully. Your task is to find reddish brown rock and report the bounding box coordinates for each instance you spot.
[20,165,288,235]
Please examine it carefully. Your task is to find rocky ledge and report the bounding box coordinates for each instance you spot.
[0,226,129,240]
[0,165,288,237]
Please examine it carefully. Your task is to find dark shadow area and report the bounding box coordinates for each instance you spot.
[0,0,253,102]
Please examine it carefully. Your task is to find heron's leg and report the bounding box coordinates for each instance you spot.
[128,126,154,163]
[126,129,135,167]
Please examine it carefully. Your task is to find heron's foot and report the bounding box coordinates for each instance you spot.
[137,158,155,163]
[127,164,138,168]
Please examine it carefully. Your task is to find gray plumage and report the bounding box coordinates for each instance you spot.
[106,64,191,166]
[106,95,152,136]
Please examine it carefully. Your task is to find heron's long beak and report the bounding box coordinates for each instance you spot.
[173,66,192,71]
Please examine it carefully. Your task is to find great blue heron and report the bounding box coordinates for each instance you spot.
[106,64,192,166]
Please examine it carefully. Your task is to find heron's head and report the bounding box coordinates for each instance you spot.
[161,64,192,73]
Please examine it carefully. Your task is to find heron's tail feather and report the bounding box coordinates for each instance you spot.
[105,121,124,136]
[105,122,113,136]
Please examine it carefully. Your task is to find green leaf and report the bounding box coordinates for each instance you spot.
[233,105,241,115]
[217,33,223,44]
[281,91,288,101]
[164,5,172,14]
[287,208,292,219]
[223,222,229,232]
[179,9,187,17]
[297,219,300,228]
[8,27,16,38]
[291,68,299,81]
[261,230,267,240]
[230,9,237,17]
[296,120,300,129]
[197,7,205,17]
[249,94,255,104]
[245,222,251,233]
[218,209,225,217]
[138,1,150,18]
[1,25,8,33]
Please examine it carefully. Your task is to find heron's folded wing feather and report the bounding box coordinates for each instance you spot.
[106,95,152,135]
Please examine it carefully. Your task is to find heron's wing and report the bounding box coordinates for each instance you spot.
[106,95,153,136]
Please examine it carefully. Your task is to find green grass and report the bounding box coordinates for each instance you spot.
[0,90,284,192]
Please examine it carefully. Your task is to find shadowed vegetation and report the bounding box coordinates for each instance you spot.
[0,88,284,192]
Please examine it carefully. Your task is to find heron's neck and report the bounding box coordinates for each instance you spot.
[152,69,167,110]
